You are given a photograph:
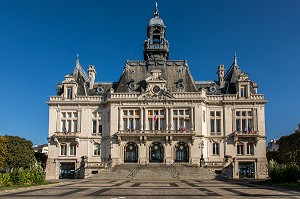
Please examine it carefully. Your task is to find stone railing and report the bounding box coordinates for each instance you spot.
[146,43,169,50]
[53,132,80,138]
[224,95,237,100]
[207,95,223,101]
[116,130,194,136]
[173,93,204,99]
[250,94,265,100]
[49,96,103,101]
[109,93,139,99]
[233,131,259,137]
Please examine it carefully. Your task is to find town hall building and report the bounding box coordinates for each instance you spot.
[46,3,268,179]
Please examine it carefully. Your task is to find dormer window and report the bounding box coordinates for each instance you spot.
[240,85,248,98]
[67,88,73,99]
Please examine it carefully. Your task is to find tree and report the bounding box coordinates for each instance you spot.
[4,135,35,169]
[0,136,8,168]
[277,132,300,165]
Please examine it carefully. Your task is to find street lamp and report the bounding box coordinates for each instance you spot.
[200,140,205,167]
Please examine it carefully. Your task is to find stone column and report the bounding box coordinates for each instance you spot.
[118,108,122,131]
[165,107,169,130]
[77,109,81,133]
[56,109,60,132]
[140,107,144,131]
[170,108,173,130]
[190,106,194,131]
[232,108,236,131]
[144,108,148,130]
[253,108,257,132]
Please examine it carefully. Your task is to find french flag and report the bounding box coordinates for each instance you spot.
[153,112,157,123]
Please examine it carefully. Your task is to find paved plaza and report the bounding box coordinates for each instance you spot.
[0,179,300,199]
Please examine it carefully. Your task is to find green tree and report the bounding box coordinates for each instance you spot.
[0,136,8,168]
[277,132,300,166]
[4,135,35,169]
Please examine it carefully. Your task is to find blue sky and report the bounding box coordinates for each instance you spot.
[0,0,299,145]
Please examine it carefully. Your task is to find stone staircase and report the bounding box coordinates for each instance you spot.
[174,163,216,180]
[89,163,216,180]
[88,164,136,180]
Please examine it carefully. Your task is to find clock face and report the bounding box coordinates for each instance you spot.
[152,85,160,93]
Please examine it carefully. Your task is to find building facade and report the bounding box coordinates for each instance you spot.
[46,4,268,179]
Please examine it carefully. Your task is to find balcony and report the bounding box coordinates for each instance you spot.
[52,132,80,139]
[233,131,259,138]
[231,131,259,145]
[116,130,195,137]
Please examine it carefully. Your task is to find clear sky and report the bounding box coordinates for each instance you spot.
[0,0,299,145]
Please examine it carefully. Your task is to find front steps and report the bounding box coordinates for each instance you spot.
[88,163,216,180]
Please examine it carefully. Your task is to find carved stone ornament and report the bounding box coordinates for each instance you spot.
[138,89,174,100]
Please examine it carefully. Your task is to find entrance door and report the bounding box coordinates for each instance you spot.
[239,162,255,178]
[124,142,138,163]
[149,142,164,163]
[175,142,189,162]
[59,162,75,179]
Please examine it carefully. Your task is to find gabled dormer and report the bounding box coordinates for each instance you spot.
[62,75,77,100]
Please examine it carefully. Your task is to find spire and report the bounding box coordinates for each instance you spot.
[154,1,159,17]
[233,52,239,68]
[76,54,80,69]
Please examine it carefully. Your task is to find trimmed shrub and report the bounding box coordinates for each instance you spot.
[0,163,45,187]
[0,172,11,186]
[268,160,300,183]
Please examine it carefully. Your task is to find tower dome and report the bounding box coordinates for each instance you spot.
[149,17,164,26]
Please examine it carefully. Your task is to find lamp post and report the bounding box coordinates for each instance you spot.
[200,140,205,167]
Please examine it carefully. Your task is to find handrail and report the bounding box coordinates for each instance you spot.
[126,164,145,179]
[166,164,180,178]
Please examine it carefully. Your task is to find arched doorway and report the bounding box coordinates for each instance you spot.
[124,142,138,163]
[175,142,189,162]
[149,142,164,163]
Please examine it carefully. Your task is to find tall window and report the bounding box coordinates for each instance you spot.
[94,143,101,156]
[172,109,190,132]
[69,144,76,156]
[212,142,220,155]
[60,144,67,156]
[240,85,248,98]
[67,88,73,99]
[237,144,244,155]
[92,112,102,136]
[210,111,221,135]
[235,110,253,133]
[148,110,165,130]
[123,110,140,132]
[61,112,78,133]
[246,143,254,155]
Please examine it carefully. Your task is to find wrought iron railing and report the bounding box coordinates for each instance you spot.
[166,164,180,178]
[126,164,145,179]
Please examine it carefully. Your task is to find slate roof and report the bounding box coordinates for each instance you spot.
[113,60,197,93]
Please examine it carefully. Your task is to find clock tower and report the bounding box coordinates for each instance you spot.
[144,2,169,61]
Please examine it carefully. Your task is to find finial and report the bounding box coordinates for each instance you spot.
[233,52,238,66]
[154,1,159,17]
[76,54,80,68]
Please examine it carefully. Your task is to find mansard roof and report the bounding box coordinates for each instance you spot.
[113,60,197,93]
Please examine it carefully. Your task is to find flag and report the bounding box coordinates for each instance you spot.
[248,124,252,134]
[153,112,157,123]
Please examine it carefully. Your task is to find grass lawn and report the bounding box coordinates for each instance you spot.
[0,181,57,191]
[254,180,300,191]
